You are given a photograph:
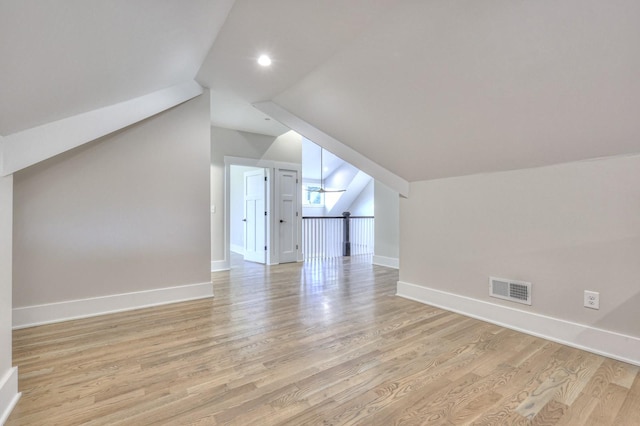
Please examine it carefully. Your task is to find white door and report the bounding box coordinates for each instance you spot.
[244,169,267,264]
[277,169,298,263]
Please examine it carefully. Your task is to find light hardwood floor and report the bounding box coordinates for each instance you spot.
[8,256,640,425]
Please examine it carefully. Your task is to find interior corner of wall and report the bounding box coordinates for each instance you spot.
[0,136,5,177]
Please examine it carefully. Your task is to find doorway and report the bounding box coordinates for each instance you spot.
[225,157,302,269]
[230,165,267,263]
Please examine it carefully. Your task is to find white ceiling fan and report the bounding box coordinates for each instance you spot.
[306,147,346,193]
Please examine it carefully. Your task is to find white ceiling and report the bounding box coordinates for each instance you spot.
[196,0,395,104]
[209,90,289,137]
[0,0,234,135]
[3,0,640,182]
[201,0,640,181]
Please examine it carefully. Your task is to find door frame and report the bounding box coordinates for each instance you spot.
[275,168,299,264]
[223,156,302,268]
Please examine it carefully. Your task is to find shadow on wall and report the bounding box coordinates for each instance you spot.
[590,290,640,337]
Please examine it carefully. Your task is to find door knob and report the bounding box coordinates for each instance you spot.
[280,219,285,223]
[242,218,247,222]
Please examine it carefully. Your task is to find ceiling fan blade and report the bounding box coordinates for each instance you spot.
[304,188,346,193]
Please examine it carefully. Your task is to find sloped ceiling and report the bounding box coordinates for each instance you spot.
[0,0,234,135]
[200,0,640,182]
[197,0,395,137]
[2,1,639,182]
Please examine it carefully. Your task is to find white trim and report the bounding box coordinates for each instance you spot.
[253,101,409,197]
[1,81,203,176]
[372,255,399,269]
[0,367,20,425]
[13,282,213,329]
[396,281,640,366]
[211,260,230,272]
[230,244,244,255]
[223,156,301,171]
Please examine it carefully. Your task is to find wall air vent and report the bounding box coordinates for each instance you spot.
[489,277,532,305]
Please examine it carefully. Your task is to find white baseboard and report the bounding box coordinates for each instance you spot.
[372,255,399,269]
[13,282,213,330]
[0,367,20,425]
[230,244,244,255]
[211,260,230,272]
[397,281,640,366]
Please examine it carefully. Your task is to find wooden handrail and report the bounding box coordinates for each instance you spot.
[302,216,374,219]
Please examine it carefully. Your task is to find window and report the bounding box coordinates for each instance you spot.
[303,185,324,206]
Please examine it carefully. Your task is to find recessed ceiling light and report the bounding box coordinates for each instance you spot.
[257,54,272,67]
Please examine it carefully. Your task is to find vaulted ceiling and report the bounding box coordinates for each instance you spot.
[0,0,234,135]
[2,0,640,182]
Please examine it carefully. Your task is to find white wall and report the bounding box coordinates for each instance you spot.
[399,154,640,361]
[12,93,212,321]
[347,178,374,216]
[211,128,302,262]
[324,162,358,194]
[0,176,11,371]
[373,181,399,268]
[302,206,325,217]
[0,174,19,423]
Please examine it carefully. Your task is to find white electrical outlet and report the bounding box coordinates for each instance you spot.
[584,290,600,310]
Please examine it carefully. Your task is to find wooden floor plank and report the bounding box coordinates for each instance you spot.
[586,383,629,425]
[8,254,640,425]
[612,374,640,425]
